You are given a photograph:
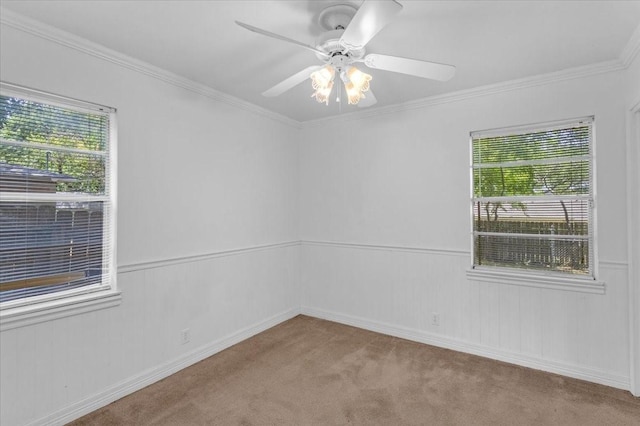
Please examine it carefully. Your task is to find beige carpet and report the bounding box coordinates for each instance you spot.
[70,315,640,425]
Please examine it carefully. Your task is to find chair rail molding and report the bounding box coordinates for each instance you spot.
[118,241,300,274]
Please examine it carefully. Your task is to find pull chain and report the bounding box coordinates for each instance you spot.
[337,78,342,113]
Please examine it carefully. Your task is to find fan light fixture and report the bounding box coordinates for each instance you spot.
[236,0,456,111]
[310,64,371,106]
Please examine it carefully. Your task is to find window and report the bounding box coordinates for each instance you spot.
[469,117,599,287]
[0,82,118,322]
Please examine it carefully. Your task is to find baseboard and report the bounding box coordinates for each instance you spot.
[301,306,631,392]
[29,307,301,426]
[23,304,631,426]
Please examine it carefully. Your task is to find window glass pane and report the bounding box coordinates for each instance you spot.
[0,91,112,304]
[471,118,594,277]
[474,234,589,275]
[0,96,108,151]
[474,161,589,198]
[1,148,106,194]
[472,199,589,235]
[0,200,106,302]
[473,126,590,164]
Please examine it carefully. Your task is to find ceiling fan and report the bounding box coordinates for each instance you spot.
[236,0,456,108]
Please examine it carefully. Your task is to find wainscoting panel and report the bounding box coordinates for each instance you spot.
[0,243,301,426]
[300,241,630,390]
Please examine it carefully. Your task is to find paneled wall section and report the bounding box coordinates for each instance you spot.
[0,22,301,426]
[299,70,633,390]
[1,13,639,426]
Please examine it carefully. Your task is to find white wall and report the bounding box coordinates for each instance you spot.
[1,13,639,426]
[299,69,633,389]
[0,23,301,426]
[625,46,640,396]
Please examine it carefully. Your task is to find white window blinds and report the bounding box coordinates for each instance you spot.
[0,84,115,304]
[471,117,595,278]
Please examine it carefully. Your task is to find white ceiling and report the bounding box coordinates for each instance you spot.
[2,0,640,122]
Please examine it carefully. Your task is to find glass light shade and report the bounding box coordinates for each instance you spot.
[344,81,364,105]
[343,66,372,105]
[346,66,371,93]
[311,80,334,105]
[310,65,336,105]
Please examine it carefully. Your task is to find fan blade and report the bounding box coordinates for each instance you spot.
[340,0,403,51]
[364,54,456,81]
[262,65,323,97]
[236,21,329,58]
[358,89,377,108]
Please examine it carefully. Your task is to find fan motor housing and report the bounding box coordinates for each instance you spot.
[315,29,365,63]
[314,3,365,63]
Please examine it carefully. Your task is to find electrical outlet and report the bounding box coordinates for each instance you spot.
[180,328,190,344]
[431,313,440,326]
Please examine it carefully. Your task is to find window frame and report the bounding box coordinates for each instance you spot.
[0,82,120,330]
[466,116,605,294]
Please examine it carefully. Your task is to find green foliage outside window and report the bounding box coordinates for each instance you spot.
[472,122,593,275]
[0,96,108,194]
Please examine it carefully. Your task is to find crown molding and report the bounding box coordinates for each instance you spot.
[621,22,640,68]
[0,8,301,129]
[302,59,625,128]
[1,7,634,129]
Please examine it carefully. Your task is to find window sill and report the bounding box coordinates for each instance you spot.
[466,267,605,294]
[0,289,122,331]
